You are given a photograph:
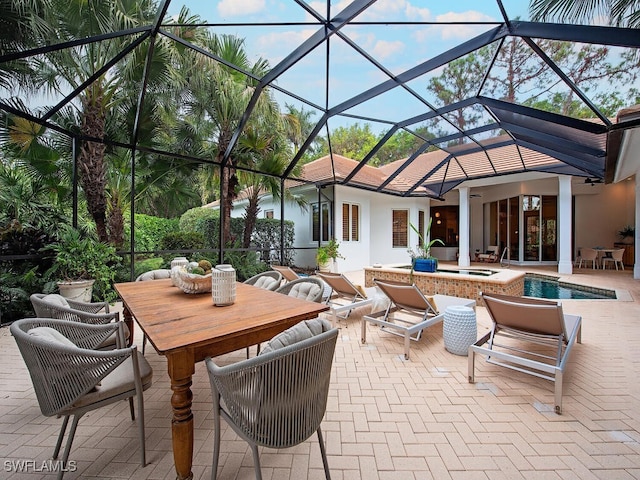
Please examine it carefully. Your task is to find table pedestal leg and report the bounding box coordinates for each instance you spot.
[168,354,195,480]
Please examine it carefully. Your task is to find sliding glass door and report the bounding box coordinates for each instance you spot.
[523,195,557,262]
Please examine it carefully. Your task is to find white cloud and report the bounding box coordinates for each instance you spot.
[405,4,431,22]
[434,11,497,39]
[256,29,317,63]
[372,40,405,60]
[217,0,266,17]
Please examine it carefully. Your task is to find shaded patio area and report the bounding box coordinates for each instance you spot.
[1,265,640,479]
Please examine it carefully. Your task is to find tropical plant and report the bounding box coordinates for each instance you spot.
[408,218,444,260]
[529,0,640,28]
[316,238,344,266]
[44,226,121,302]
[617,225,635,240]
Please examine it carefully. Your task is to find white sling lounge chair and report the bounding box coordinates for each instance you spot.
[469,292,582,414]
[316,272,374,326]
[362,279,475,360]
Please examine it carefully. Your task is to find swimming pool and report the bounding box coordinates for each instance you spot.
[524,275,616,300]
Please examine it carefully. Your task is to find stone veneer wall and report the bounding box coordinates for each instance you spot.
[364,268,525,306]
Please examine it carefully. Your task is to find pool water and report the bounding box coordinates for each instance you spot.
[524,275,616,300]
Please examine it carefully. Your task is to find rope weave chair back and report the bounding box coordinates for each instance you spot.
[11,319,129,417]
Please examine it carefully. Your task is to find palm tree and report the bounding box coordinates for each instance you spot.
[185,33,276,246]
[19,0,158,243]
[529,0,640,28]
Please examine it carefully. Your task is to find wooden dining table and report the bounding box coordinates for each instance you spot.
[114,278,329,480]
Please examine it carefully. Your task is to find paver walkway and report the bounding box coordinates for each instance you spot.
[1,264,640,479]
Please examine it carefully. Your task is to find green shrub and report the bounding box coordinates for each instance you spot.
[159,231,205,253]
[252,218,295,265]
[125,214,180,253]
[179,207,219,233]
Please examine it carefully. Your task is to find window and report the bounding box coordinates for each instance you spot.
[342,203,359,241]
[392,210,408,248]
[312,202,330,242]
[264,210,274,219]
[418,210,425,240]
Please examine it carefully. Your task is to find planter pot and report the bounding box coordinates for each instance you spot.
[57,279,95,302]
[413,258,437,273]
[318,259,338,273]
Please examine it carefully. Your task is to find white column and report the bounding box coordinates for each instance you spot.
[458,187,471,267]
[557,176,573,274]
[634,175,640,279]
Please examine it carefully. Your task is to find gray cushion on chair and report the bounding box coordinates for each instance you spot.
[253,276,279,290]
[28,327,76,347]
[136,269,171,281]
[70,352,153,409]
[288,282,322,301]
[43,294,70,308]
[259,318,332,355]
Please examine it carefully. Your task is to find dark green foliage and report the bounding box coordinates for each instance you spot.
[223,247,266,282]
[198,217,245,249]
[251,218,295,265]
[159,231,205,253]
[0,221,55,260]
[0,222,56,322]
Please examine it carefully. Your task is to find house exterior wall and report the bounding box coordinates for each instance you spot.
[218,174,635,272]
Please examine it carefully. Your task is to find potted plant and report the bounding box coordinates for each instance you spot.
[44,227,121,302]
[316,238,344,272]
[408,218,444,273]
[617,225,635,244]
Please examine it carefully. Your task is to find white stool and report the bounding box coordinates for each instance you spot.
[443,305,477,356]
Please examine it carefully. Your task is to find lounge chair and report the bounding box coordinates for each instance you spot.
[270,264,300,283]
[468,292,582,414]
[362,279,475,360]
[477,245,500,263]
[316,272,374,326]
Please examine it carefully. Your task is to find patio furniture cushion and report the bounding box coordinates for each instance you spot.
[254,276,278,289]
[136,269,171,281]
[28,326,76,347]
[259,318,331,355]
[370,288,391,313]
[43,294,70,308]
[288,282,322,301]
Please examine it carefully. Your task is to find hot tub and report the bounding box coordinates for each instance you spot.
[364,264,525,305]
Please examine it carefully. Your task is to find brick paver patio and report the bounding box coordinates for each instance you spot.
[1,264,639,479]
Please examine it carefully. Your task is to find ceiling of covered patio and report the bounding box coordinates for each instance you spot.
[2,0,640,199]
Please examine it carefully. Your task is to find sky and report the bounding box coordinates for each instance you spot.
[166,0,534,133]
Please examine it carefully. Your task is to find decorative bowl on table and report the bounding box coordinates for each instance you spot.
[175,268,212,294]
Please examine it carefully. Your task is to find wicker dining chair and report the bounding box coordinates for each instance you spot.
[243,270,282,291]
[206,318,338,480]
[30,293,128,349]
[11,318,153,480]
[275,276,324,302]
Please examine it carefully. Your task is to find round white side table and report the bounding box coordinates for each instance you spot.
[443,305,477,356]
